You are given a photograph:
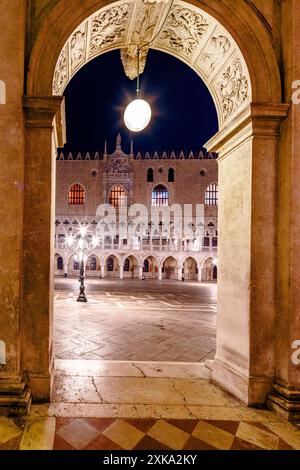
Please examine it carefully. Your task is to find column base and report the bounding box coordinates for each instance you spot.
[267,383,300,422]
[0,377,31,417]
[27,372,51,402]
[212,358,273,406]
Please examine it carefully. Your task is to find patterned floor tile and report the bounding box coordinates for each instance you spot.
[183,435,217,450]
[56,418,100,449]
[236,422,280,450]
[147,420,190,450]
[133,435,171,450]
[102,419,145,450]
[0,418,23,445]
[192,421,235,450]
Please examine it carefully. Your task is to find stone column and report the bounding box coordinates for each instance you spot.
[22,96,64,401]
[100,265,105,279]
[120,265,124,280]
[138,266,143,280]
[206,103,289,406]
[158,266,163,281]
[0,0,30,414]
[267,0,300,421]
[64,262,68,278]
[197,265,202,282]
[177,266,183,281]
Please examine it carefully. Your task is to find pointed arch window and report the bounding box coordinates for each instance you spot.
[124,259,130,272]
[90,257,97,271]
[68,183,85,205]
[57,256,64,270]
[152,185,169,206]
[107,257,114,272]
[205,184,218,206]
[143,259,149,273]
[109,186,127,208]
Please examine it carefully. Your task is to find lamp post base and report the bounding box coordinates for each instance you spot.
[77,293,88,302]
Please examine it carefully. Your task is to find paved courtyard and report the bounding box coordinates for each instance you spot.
[54,279,217,362]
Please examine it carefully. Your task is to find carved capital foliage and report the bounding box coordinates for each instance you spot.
[52,0,252,127]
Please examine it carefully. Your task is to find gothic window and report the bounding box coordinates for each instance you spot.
[168,168,175,183]
[147,168,154,182]
[203,237,210,247]
[68,183,85,205]
[152,185,169,206]
[212,237,218,247]
[143,259,149,273]
[205,184,218,206]
[57,256,64,270]
[124,258,130,272]
[107,257,114,272]
[90,257,97,271]
[109,186,127,208]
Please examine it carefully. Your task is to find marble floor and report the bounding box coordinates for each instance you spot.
[1,361,300,451]
[54,279,217,362]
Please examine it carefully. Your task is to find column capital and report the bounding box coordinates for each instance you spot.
[206,102,290,154]
[23,96,64,129]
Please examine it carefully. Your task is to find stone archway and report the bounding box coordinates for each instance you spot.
[20,0,290,411]
[183,256,197,281]
[143,255,159,279]
[162,256,179,280]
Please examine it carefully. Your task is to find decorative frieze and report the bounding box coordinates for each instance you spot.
[89,4,131,57]
[52,0,251,126]
[158,5,209,56]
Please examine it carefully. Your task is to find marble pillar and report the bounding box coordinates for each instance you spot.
[267,0,300,421]
[22,96,63,401]
[100,265,105,279]
[206,103,289,406]
[119,265,124,280]
[0,0,31,415]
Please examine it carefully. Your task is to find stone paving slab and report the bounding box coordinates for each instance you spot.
[54,279,217,362]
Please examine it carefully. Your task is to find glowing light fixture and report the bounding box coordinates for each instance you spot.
[124,47,151,133]
[124,98,151,132]
[123,0,173,132]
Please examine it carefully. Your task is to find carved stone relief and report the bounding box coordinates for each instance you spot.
[121,1,164,79]
[52,0,251,125]
[198,34,231,77]
[89,4,131,57]
[218,57,249,121]
[70,27,87,74]
[53,47,68,95]
[158,5,209,56]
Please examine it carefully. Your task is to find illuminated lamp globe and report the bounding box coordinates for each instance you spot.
[124,99,151,132]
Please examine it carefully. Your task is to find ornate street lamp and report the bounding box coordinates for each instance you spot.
[65,226,100,303]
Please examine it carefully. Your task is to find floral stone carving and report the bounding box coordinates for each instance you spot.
[219,58,249,120]
[159,5,209,55]
[89,4,131,55]
[53,48,68,95]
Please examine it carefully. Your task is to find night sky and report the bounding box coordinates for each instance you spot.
[61,49,218,155]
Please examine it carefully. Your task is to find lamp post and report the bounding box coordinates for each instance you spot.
[65,225,100,303]
[77,254,87,303]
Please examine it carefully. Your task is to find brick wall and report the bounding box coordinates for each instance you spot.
[56,152,218,221]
